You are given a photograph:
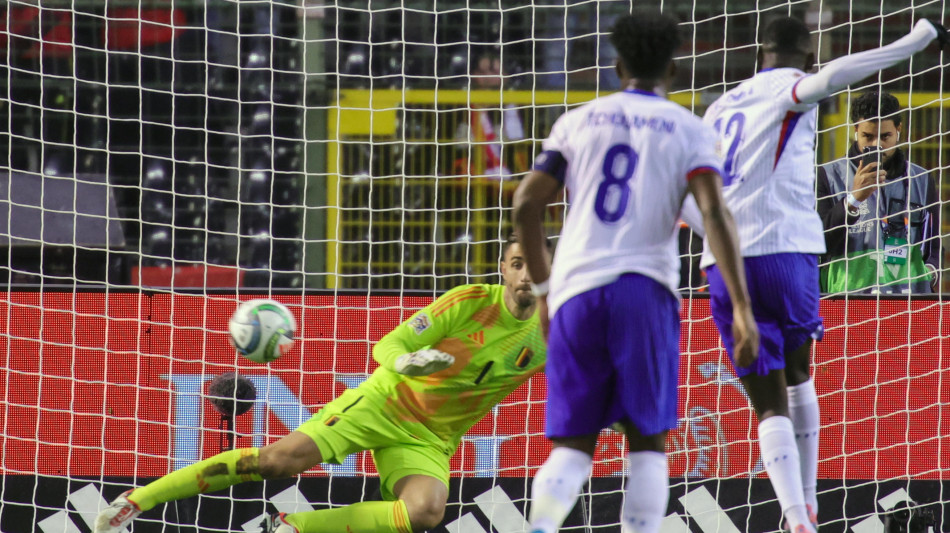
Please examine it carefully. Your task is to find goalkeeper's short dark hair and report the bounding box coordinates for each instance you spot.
[760,16,811,54]
[609,9,682,80]
[850,91,903,127]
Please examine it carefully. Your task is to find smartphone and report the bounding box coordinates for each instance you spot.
[861,146,881,168]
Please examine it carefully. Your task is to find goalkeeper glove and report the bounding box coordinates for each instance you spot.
[394,349,455,376]
[926,19,949,49]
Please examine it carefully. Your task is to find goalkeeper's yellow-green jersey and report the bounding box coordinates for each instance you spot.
[364,283,546,451]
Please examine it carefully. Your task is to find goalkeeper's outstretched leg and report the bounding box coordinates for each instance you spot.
[94,431,447,533]
[97,238,546,533]
[95,433,321,533]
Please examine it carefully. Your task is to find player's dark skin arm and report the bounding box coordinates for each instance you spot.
[689,171,759,368]
[512,169,559,337]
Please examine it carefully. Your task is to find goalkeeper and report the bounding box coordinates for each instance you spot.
[95,235,547,533]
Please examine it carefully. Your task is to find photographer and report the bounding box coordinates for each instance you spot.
[816,91,942,294]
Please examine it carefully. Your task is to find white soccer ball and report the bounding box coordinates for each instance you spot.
[228,299,297,363]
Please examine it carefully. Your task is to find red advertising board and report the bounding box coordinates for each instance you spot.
[1,292,947,480]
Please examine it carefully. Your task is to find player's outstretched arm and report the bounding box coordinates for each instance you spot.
[373,283,478,371]
[795,19,943,104]
[688,170,759,367]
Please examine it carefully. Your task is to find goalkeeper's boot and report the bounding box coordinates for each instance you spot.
[94,489,142,533]
[262,512,299,533]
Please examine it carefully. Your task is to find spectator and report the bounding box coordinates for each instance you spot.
[472,53,503,88]
[816,91,942,294]
[452,53,527,180]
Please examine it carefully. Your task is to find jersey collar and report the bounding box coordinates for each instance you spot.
[757,67,806,75]
[623,88,660,97]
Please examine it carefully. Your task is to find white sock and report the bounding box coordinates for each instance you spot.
[529,447,593,533]
[759,416,812,532]
[621,452,669,533]
[787,380,820,519]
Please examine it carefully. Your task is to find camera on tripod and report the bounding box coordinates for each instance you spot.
[883,501,937,533]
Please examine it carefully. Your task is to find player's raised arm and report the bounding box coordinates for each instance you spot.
[794,19,946,104]
[688,170,758,367]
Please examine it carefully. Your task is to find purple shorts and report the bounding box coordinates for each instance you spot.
[546,273,680,439]
[706,253,823,378]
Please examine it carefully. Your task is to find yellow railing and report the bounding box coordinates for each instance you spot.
[326,90,946,290]
[326,89,698,290]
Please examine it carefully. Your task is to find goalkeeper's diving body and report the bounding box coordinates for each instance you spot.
[95,236,547,533]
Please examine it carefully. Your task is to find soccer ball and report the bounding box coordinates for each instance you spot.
[228,299,297,363]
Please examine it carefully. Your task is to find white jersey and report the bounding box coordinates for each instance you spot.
[541,89,722,315]
[700,68,826,268]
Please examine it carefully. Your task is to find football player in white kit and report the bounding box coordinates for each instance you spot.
[512,10,758,533]
[701,16,947,533]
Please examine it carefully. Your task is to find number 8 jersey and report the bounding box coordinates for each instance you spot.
[536,89,722,316]
[699,68,827,269]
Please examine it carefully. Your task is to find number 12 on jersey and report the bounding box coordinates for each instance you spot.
[712,112,745,186]
[595,144,639,223]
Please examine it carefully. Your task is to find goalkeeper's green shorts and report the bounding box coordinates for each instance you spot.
[295,386,450,500]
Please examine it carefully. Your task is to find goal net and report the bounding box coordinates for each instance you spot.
[1,2,948,533]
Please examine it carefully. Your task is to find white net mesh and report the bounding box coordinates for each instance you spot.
[0,2,948,532]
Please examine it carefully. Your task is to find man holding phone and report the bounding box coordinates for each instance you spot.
[816,91,942,294]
